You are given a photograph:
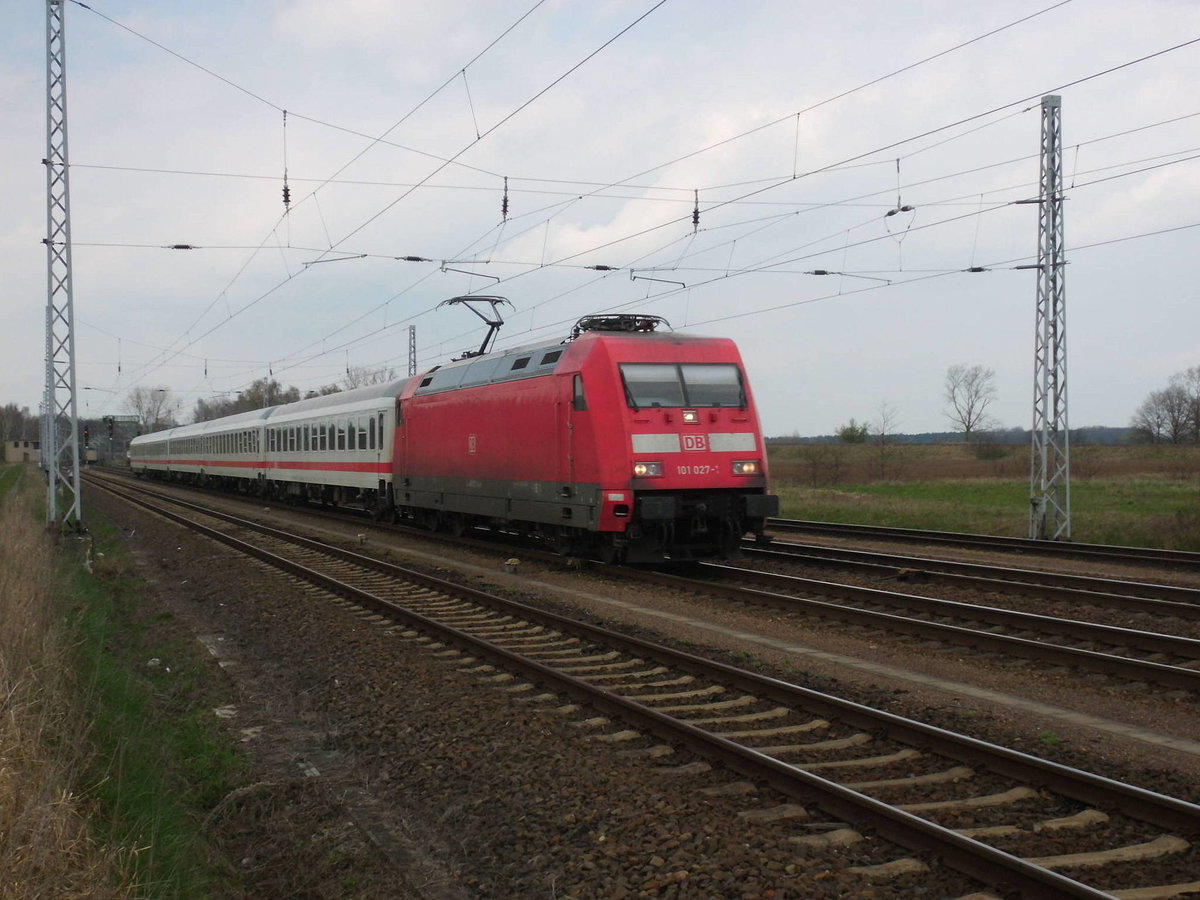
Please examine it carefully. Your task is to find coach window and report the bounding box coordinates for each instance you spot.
[357,417,368,450]
[337,420,346,451]
[347,419,357,451]
[573,374,587,411]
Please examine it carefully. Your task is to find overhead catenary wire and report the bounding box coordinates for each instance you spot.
[95,0,565,398]
[67,105,1200,206]
[72,1,1200,409]
[80,0,1095,406]
[173,136,1200,388]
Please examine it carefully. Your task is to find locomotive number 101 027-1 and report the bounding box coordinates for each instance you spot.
[676,464,718,476]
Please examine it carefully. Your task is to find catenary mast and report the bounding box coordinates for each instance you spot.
[44,0,83,529]
[1028,94,1070,541]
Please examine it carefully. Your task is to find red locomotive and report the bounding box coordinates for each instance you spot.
[130,312,778,562]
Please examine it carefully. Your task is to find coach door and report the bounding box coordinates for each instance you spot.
[376,410,385,469]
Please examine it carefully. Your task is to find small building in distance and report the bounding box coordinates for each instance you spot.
[2,440,41,463]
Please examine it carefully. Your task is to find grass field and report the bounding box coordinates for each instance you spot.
[0,465,240,897]
[0,463,21,498]
[768,442,1200,550]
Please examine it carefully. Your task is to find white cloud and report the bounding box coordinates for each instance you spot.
[3,0,1200,432]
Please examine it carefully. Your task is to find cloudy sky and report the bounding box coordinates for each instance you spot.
[3,0,1198,437]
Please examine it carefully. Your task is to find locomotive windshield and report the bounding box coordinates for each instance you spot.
[619,363,745,409]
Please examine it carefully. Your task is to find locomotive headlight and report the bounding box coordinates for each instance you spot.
[681,409,699,424]
[632,461,663,477]
[732,460,760,475]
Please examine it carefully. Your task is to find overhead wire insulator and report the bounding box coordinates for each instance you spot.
[282,109,291,212]
[501,176,509,222]
[692,189,699,232]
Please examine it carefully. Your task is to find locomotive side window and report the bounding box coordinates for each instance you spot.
[541,349,563,366]
[573,374,587,411]
[511,357,530,371]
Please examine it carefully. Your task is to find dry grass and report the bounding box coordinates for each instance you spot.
[0,476,132,899]
[769,444,1200,548]
[769,441,1200,485]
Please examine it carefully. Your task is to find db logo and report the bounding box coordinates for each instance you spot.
[468,434,477,454]
[682,434,709,452]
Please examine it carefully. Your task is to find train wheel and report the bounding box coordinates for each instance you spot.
[597,536,627,565]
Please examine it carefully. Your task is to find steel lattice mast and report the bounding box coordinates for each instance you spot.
[44,0,83,530]
[1029,94,1070,541]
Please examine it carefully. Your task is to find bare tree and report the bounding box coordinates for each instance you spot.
[1130,385,1192,444]
[343,365,397,390]
[872,399,902,480]
[944,364,997,441]
[192,378,302,422]
[1174,365,1200,442]
[0,403,37,443]
[125,386,180,433]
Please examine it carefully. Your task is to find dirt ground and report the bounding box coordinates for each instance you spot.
[85,481,1200,898]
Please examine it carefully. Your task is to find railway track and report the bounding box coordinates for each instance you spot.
[766,518,1200,571]
[619,564,1200,697]
[93,477,1200,899]
[89,472,1200,693]
[743,540,1200,614]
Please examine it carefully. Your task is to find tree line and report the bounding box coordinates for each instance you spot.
[0,404,39,443]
